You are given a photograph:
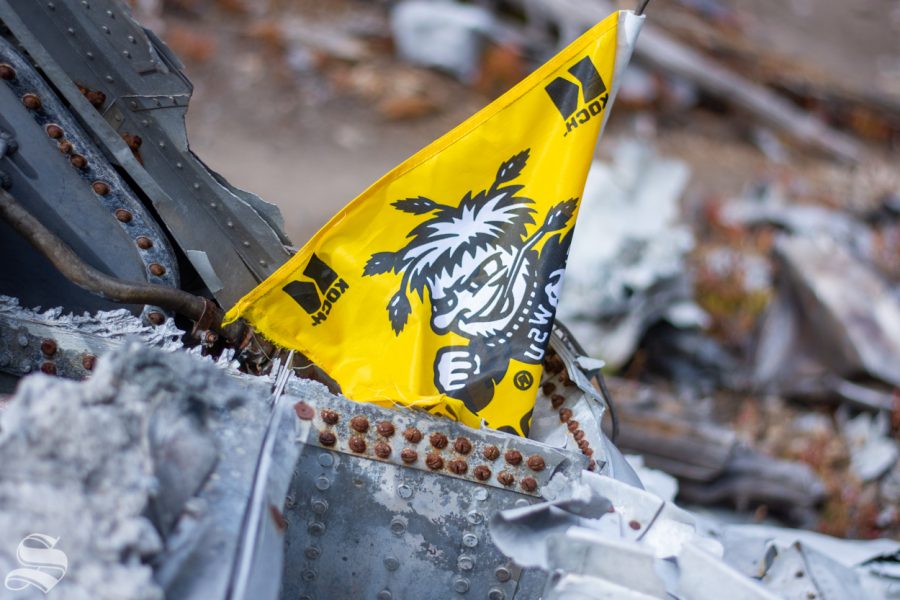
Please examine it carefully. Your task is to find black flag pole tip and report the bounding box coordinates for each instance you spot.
[635,0,652,16]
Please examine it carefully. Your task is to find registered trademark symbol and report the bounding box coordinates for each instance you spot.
[513,370,534,391]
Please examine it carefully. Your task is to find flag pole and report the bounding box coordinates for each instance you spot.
[635,0,651,15]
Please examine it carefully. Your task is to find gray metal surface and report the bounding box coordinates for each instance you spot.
[0,34,178,317]
[0,0,292,308]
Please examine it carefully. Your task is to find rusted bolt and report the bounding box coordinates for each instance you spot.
[350,415,369,433]
[473,465,491,481]
[526,455,545,472]
[588,459,597,471]
[578,439,590,452]
[293,401,314,420]
[453,437,472,454]
[376,421,395,437]
[567,420,579,432]
[91,181,110,195]
[550,393,565,409]
[448,459,468,475]
[147,311,165,325]
[321,409,339,425]
[122,133,142,150]
[58,140,73,154]
[425,453,443,470]
[521,476,538,493]
[497,471,515,486]
[114,208,132,223]
[204,331,218,344]
[136,236,153,250]
[429,432,448,449]
[561,370,576,386]
[40,339,57,357]
[148,263,166,277]
[504,449,522,466]
[629,520,641,530]
[318,430,336,446]
[269,505,287,531]
[0,64,16,80]
[483,445,500,461]
[546,353,564,374]
[82,354,96,371]
[22,94,42,110]
[40,362,57,375]
[542,382,556,395]
[46,124,64,139]
[583,447,594,457]
[400,448,418,464]
[403,427,422,443]
[374,442,392,459]
[348,436,366,453]
[70,154,88,169]
[574,430,585,441]
[84,89,106,108]
[559,407,573,422]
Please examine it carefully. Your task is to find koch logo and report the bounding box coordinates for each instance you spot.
[4,533,68,594]
[283,253,349,326]
[544,56,609,136]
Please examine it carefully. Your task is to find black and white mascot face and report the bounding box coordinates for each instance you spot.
[364,149,575,420]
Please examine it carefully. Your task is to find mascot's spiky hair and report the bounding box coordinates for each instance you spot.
[363,149,535,334]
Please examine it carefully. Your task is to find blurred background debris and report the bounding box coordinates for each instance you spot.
[138,0,900,539]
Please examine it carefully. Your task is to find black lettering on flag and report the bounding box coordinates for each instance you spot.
[545,56,607,119]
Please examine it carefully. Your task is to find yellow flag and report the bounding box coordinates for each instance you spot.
[226,11,643,435]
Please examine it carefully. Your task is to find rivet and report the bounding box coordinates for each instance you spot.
[583,447,594,457]
[473,488,488,501]
[504,449,522,466]
[483,445,500,461]
[67,27,75,35]
[317,452,334,467]
[578,439,590,451]
[227,220,234,228]
[82,354,96,371]
[46,124,64,139]
[550,393,565,409]
[400,448,417,464]
[473,465,491,481]
[304,546,321,560]
[567,420,580,433]
[495,567,511,582]
[374,442,391,459]
[91,181,110,195]
[101,25,109,33]
[136,236,153,249]
[123,50,131,58]
[158,140,166,148]
[514,499,529,508]
[86,52,94,60]
[521,476,538,493]
[350,415,369,433]
[57,140,73,154]
[70,154,88,169]
[259,260,268,267]
[397,484,413,499]
[425,453,443,470]
[81,0,89,7]
[175,161,183,169]
[488,589,506,600]
[242,241,251,248]
[390,516,406,535]
[453,437,472,454]
[147,311,165,325]
[404,427,422,443]
[0,64,14,80]
[429,432,448,449]
[376,421,395,437]
[349,436,366,453]
[448,459,468,475]
[453,578,470,594]
[377,590,393,600]
[559,407,573,422]
[16,334,28,348]
[209,202,216,208]
[458,555,475,571]
[629,520,641,530]
[106,9,114,17]
[40,339,57,356]
[311,499,328,514]
[526,455,545,471]
[47,2,56,10]
[588,459,597,471]
[22,94,42,110]
[542,382,557,395]
[320,409,339,425]
[383,556,400,571]
[148,263,166,276]
[307,522,325,536]
[318,431,336,447]
[497,471,514,487]
[466,512,483,525]
[574,430,585,441]
[114,209,133,223]
[314,476,330,491]
[40,362,57,375]
[462,533,478,548]
[192,183,200,190]
[128,34,136,44]
[300,569,317,581]
[293,401,314,420]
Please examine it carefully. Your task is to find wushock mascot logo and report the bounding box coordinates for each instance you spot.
[363,149,574,417]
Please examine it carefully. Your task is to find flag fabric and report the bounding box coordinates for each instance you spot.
[225,10,644,436]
